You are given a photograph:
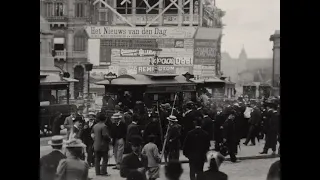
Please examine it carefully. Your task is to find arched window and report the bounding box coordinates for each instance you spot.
[74,31,86,51]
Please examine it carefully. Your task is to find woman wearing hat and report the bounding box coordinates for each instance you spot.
[56,139,89,180]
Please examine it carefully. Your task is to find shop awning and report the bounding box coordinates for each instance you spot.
[189,77,225,84]
[95,74,194,86]
[40,73,79,85]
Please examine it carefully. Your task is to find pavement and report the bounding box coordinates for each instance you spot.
[40,138,280,180]
[40,138,279,161]
[86,157,279,180]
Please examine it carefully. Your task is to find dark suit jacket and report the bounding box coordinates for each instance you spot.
[39,150,66,180]
[183,127,210,162]
[249,108,261,126]
[197,169,228,180]
[126,123,141,143]
[202,116,214,140]
[183,110,196,133]
[91,122,111,151]
[81,121,96,146]
[120,152,148,178]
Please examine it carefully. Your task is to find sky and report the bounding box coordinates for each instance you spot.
[215,0,280,58]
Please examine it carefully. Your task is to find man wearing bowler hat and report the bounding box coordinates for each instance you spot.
[120,135,148,180]
[40,136,66,180]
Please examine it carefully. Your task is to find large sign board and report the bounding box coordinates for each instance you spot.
[194,40,217,65]
[100,39,158,49]
[86,26,197,39]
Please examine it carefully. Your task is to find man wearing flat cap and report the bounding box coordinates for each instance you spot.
[40,136,66,180]
[120,135,148,180]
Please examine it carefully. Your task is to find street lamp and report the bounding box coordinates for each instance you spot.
[84,63,93,113]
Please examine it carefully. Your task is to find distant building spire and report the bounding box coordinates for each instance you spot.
[239,45,247,60]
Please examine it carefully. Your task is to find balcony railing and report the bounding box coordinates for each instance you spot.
[54,49,66,61]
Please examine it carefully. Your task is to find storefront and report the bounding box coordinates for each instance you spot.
[95,74,197,108]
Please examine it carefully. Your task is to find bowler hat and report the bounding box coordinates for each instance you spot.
[65,139,86,148]
[167,115,178,122]
[114,105,121,111]
[48,136,66,146]
[164,103,171,109]
[130,135,143,146]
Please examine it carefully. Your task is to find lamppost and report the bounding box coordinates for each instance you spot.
[84,63,93,113]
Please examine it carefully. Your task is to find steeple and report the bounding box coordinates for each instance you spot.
[239,45,247,60]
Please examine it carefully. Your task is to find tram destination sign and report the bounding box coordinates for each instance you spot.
[104,72,117,83]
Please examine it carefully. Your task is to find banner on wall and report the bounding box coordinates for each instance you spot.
[90,66,119,80]
[85,26,197,39]
[194,40,217,65]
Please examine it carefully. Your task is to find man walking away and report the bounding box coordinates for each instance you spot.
[142,135,161,180]
[40,136,66,180]
[260,102,279,155]
[91,112,111,176]
[201,109,214,141]
[222,110,238,163]
[183,117,210,180]
[244,104,261,146]
[214,107,225,151]
[110,112,127,170]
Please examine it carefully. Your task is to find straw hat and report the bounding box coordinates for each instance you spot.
[167,115,178,122]
[111,112,122,119]
[48,136,66,146]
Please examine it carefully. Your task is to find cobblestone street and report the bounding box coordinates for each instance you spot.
[87,158,279,180]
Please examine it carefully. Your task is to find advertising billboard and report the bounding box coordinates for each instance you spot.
[194,40,217,65]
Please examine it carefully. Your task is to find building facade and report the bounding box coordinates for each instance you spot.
[85,0,225,96]
[40,0,225,98]
[40,0,92,99]
[221,47,273,87]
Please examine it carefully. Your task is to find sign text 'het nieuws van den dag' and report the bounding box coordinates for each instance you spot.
[86,26,197,39]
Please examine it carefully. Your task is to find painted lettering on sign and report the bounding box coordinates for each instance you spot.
[137,66,175,74]
[100,39,157,49]
[86,26,197,39]
[194,47,216,58]
[120,49,156,57]
[149,57,193,66]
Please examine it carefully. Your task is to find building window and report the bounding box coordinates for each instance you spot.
[44,2,64,17]
[74,34,86,51]
[99,12,107,25]
[117,0,132,14]
[75,3,86,17]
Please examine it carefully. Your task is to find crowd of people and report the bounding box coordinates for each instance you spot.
[40,95,281,180]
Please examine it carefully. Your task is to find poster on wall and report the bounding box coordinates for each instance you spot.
[100,39,158,49]
[118,66,138,75]
[86,26,197,39]
[90,66,119,80]
[194,40,217,65]
[192,65,216,80]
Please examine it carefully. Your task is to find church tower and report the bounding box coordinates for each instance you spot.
[238,45,248,73]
